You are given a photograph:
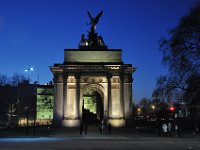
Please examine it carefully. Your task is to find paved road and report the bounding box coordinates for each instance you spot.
[0,137,200,150]
[0,127,200,150]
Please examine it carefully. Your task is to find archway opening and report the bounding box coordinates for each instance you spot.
[83,89,103,125]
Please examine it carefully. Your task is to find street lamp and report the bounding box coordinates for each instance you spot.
[151,105,155,110]
[24,66,34,83]
[137,107,141,116]
[150,104,156,121]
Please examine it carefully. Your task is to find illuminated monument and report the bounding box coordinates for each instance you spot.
[50,11,136,127]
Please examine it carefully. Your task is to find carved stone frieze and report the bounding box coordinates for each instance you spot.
[111,85,119,89]
[68,85,76,89]
[112,77,120,83]
[83,77,89,83]
[81,77,106,83]
[99,78,103,82]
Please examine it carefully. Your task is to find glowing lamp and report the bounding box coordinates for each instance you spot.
[137,108,141,112]
[169,106,175,112]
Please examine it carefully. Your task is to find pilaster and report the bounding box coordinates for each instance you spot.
[63,73,68,118]
[107,74,112,118]
[53,73,63,127]
[75,74,80,119]
[120,74,125,118]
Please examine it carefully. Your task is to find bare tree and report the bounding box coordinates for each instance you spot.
[11,73,27,86]
[139,98,151,117]
[159,3,200,105]
[0,74,10,86]
[152,75,180,103]
[160,3,200,76]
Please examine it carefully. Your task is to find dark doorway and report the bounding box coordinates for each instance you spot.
[83,90,103,125]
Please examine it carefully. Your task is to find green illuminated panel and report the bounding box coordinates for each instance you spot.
[83,96,96,114]
[36,87,54,120]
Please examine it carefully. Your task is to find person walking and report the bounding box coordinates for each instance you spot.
[101,120,105,134]
[167,122,172,136]
[192,123,199,137]
[162,123,168,136]
[80,122,84,135]
[175,124,179,137]
[108,123,112,134]
[84,123,88,135]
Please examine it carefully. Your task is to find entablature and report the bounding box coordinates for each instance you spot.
[51,64,135,73]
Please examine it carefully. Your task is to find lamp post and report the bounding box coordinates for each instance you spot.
[25,105,29,136]
[137,107,141,117]
[151,104,156,121]
[33,93,36,136]
[23,66,34,136]
[24,66,34,83]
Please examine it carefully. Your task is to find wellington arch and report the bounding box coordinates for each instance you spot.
[50,11,136,127]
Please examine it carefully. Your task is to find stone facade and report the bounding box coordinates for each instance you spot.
[50,48,135,127]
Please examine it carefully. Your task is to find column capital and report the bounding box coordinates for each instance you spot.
[75,74,81,83]
[75,73,81,79]
[119,74,124,83]
[106,74,112,80]
[62,72,68,78]
[53,73,63,83]
[62,73,68,83]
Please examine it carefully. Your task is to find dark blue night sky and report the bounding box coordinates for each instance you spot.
[0,0,197,103]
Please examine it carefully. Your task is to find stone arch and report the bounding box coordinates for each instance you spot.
[79,83,105,118]
[82,83,104,97]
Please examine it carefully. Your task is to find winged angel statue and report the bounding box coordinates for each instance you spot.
[87,10,103,33]
[79,11,106,48]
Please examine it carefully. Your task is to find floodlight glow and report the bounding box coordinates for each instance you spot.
[24,69,28,72]
[30,67,34,71]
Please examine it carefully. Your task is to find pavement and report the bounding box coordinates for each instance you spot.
[49,126,198,139]
[0,126,200,150]
[48,127,133,140]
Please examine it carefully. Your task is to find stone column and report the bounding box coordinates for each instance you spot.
[53,73,63,127]
[75,74,80,119]
[120,74,125,118]
[123,74,133,118]
[107,74,112,118]
[129,75,133,118]
[63,73,68,118]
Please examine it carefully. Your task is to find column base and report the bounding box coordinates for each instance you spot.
[53,118,62,127]
[62,119,80,127]
[107,118,125,127]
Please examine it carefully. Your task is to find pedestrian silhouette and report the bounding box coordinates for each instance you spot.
[80,122,84,135]
[84,123,88,135]
[108,123,112,134]
[162,123,167,136]
[167,122,172,136]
